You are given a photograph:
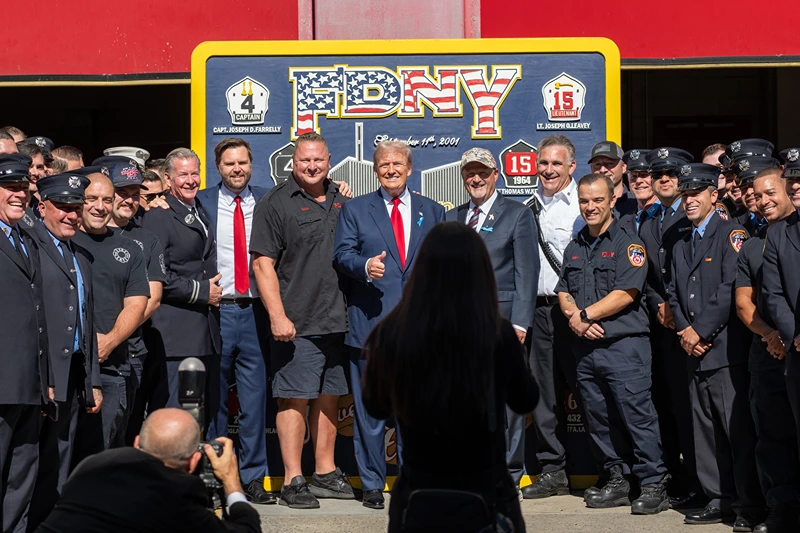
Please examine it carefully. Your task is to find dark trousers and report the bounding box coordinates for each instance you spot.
[650,324,701,495]
[125,353,154,446]
[575,336,666,485]
[207,302,270,484]
[529,302,586,473]
[505,405,526,486]
[690,364,763,514]
[28,356,82,531]
[349,350,404,491]
[0,404,39,533]
[750,359,799,506]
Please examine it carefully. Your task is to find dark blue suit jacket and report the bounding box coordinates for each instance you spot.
[333,189,445,350]
[195,183,270,235]
[445,194,539,329]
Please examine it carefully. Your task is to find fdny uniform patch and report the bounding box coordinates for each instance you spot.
[113,247,131,264]
[601,251,615,258]
[715,202,729,220]
[729,230,747,252]
[628,244,646,267]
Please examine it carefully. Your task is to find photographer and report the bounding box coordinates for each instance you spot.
[35,408,261,533]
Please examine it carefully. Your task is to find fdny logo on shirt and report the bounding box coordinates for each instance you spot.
[113,247,131,264]
[600,251,615,258]
[627,244,646,267]
[334,202,343,209]
[715,202,730,220]
[133,239,144,250]
[729,230,747,253]
[159,254,166,275]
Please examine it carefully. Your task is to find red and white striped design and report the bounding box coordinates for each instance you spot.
[400,69,459,114]
[459,67,520,136]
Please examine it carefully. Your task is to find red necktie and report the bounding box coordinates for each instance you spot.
[391,197,406,269]
[233,195,249,294]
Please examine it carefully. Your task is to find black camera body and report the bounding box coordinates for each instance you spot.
[197,440,224,493]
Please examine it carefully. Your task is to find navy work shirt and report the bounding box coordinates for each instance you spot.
[555,219,650,340]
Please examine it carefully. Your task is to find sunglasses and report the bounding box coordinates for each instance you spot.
[143,191,166,203]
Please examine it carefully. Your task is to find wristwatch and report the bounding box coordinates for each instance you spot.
[580,309,591,323]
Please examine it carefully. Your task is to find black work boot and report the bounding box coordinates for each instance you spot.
[521,470,570,499]
[585,465,630,509]
[754,501,799,533]
[631,474,671,515]
[583,470,610,500]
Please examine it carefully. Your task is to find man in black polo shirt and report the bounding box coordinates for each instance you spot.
[556,173,668,515]
[71,171,150,457]
[102,162,166,444]
[251,132,352,509]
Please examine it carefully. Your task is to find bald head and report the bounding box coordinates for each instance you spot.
[136,408,200,471]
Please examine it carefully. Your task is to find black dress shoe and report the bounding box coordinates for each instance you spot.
[670,491,710,510]
[244,479,278,505]
[755,501,800,533]
[684,504,735,525]
[733,513,762,532]
[362,489,385,510]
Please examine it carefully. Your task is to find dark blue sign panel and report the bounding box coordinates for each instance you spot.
[193,38,620,208]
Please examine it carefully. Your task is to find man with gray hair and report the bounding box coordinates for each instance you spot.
[334,140,444,509]
[141,148,222,427]
[35,408,260,532]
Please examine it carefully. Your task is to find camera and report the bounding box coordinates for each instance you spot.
[178,357,225,508]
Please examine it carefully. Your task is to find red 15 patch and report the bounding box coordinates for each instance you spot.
[729,229,747,252]
[627,244,646,267]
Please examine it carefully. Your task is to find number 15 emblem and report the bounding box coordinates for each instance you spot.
[542,72,586,122]
[499,139,538,189]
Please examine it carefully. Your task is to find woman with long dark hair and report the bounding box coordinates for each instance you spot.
[363,222,538,532]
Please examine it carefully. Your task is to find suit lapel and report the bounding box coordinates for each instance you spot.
[169,195,207,243]
[786,212,800,254]
[368,191,403,270]
[405,193,427,270]
[0,230,29,276]
[690,213,719,271]
[201,186,220,235]
[40,235,75,281]
[479,194,505,241]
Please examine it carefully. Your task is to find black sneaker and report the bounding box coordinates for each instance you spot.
[521,470,570,499]
[631,475,671,515]
[585,465,630,509]
[280,475,320,509]
[309,467,355,499]
[244,478,278,505]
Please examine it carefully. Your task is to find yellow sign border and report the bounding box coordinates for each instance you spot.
[191,37,620,188]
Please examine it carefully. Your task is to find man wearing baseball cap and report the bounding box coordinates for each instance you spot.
[589,141,636,219]
[668,163,764,528]
[446,147,539,497]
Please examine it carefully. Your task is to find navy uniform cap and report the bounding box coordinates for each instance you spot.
[37,173,90,205]
[623,149,649,172]
[677,163,720,192]
[726,138,774,163]
[733,156,780,185]
[646,147,694,172]
[92,155,139,169]
[108,162,148,190]
[71,165,108,177]
[718,152,733,171]
[0,153,32,184]
[21,136,54,156]
[781,148,800,179]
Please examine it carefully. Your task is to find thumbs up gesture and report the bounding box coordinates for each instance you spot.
[367,251,387,280]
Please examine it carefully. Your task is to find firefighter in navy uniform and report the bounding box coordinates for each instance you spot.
[667,163,764,529]
[735,167,799,533]
[762,148,800,533]
[617,149,661,234]
[638,147,705,508]
[722,139,776,228]
[556,173,669,515]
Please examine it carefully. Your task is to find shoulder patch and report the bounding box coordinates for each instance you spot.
[627,243,646,267]
[729,229,747,252]
[715,202,729,220]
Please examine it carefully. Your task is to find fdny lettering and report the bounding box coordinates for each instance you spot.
[333,202,343,209]
[600,251,615,258]
[301,206,310,211]
[289,65,522,140]
[571,255,580,260]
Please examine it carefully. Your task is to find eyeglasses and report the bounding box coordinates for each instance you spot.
[649,170,677,179]
[143,191,166,203]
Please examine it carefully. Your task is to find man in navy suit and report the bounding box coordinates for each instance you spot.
[333,141,445,509]
[195,138,276,505]
[445,147,539,495]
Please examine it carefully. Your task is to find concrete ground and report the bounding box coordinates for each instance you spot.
[254,492,735,532]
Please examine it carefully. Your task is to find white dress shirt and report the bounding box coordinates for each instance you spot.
[465,191,498,232]
[217,185,258,298]
[526,179,585,296]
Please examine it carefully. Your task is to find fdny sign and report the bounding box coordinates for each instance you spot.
[193,38,620,201]
[290,65,521,140]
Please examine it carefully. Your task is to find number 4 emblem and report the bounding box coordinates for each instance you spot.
[226,76,270,126]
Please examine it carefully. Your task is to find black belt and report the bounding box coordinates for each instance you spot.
[220,297,255,307]
[537,295,559,307]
